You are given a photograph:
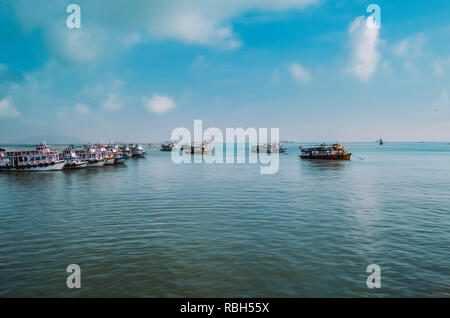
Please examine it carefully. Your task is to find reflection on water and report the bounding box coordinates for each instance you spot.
[300,159,350,171]
[0,142,449,297]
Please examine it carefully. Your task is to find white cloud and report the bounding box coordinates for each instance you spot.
[348,16,380,82]
[102,93,122,111]
[392,34,425,59]
[11,0,319,57]
[46,24,104,63]
[288,62,311,84]
[120,33,141,47]
[0,97,21,118]
[143,94,176,114]
[74,103,90,114]
[392,34,426,74]
[152,11,241,49]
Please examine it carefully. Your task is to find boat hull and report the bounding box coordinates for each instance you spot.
[0,161,67,171]
[88,160,105,167]
[132,152,146,158]
[300,153,352,160]
[104,158,116,165]
[64,161,88,169]
[114,158,126,164]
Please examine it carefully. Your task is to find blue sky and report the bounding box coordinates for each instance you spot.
[0,0,449,142]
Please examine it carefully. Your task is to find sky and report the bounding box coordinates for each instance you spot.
[0,0,449,143]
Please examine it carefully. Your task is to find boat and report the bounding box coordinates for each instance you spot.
[114,155,126,164]
[184,142,211,155]
[104,153,117,165]
[160,141,176,152]
[60,145,88,169]
[0,148,10,168]
[378,138,384,145]
[271,143,286,153]
[299,143,351,160]
[120,145,133,158]
[251,143,286,153]
[251,144,271,153]
[0,143,66,171]
[131,144,146,157]
[76,145,106,167]
[172,143,183,151]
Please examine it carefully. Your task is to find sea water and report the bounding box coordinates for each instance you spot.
[0,142,449,297]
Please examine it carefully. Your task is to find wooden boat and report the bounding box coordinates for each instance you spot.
[299,143,351,160]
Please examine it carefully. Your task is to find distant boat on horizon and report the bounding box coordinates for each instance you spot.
[378,138,384,145]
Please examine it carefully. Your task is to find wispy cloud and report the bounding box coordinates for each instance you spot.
[392,34,425,59]
[102,93,122,111]
[143,94,176,114]
[392,34,426,74]
[191,55,208,71]
[0,65,25,84]
[433,56,450,78]
[0,97,21,118]
[74,103,90,114]
[10,0,320,58]
[348,16,380,82]
[287,62,311,84]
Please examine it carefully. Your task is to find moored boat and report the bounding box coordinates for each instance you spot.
[76,145,106,167]
[114,155,126,164]
[160,141,182,152]
[120,145,133,158]
[299,143,351,160]
[60,145,88,169]
[104,154,117,165]
[131,144,146,157]
[251,143,286,153]
[0,143,66,171]
[184,142,211,155]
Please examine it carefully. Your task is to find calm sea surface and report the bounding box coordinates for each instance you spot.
[0,142,449,297]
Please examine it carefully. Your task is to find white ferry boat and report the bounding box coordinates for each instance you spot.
[0,143,66,171]
[120,145,133,158]
[60,145,88,169]
[114,155,126,164]
[131,144,146,157]
[76,145,106,167]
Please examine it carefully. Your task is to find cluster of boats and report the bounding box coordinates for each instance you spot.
[160,141,286,154]
[158,141,352,160]
[251,143,286,153]
[0,143,147,171]
[0,141,354,172]
[159,141,212,154]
